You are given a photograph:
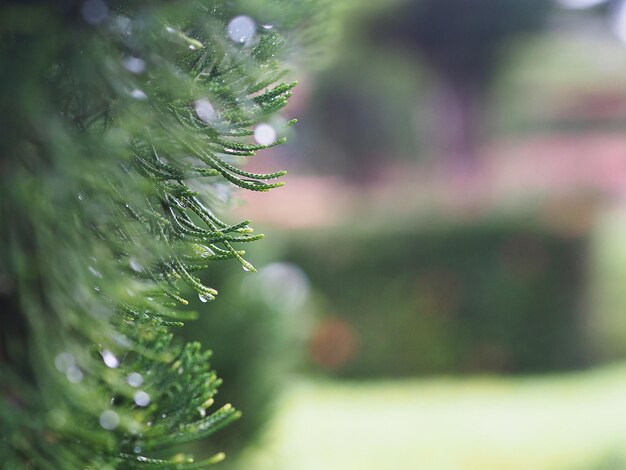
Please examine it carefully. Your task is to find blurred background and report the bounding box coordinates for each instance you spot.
[183,1,626,468]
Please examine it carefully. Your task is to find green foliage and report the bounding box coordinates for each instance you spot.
[0,0,328,467]
[285,217,587,377]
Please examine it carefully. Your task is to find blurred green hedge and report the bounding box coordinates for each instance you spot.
[283,217,588,377]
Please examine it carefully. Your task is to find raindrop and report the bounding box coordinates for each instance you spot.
[194,98,216,123]
[227,15,256,44]
[123,57,145,74]
[81,0,108,25]
[189,44,197,50]
[198,407,206,418]
[99,410,120,430]
[115,15,132,35]
[259,262,310,311]
[127,372,144,387]
[214,182,230,203]
[101,349,119,368]
[77,193,84,201]
[242,265,252,272]
[198,293,209,303]
[88,266,103,278]
[129,258,144,273]
[133,446,142,454]
[556,0,608,8]
[113,334,132,348]
[134,391,151,407]
[254,123,277,145]
[128,421,141,435]
[161,413,167,419]
[55,352,75,372]
[201,245,215,257]
[613,0,626,44]
[66,366,83,383]
[262,24,274,30]
[130,89,147,100]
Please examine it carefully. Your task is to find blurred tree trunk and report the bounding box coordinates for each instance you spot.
[430,76,486,176]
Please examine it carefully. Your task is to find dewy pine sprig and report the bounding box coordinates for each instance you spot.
[0,0,333,467]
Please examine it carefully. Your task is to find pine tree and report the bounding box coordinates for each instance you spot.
[0,1,329,467]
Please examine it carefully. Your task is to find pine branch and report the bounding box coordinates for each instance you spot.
[0,0,337,467]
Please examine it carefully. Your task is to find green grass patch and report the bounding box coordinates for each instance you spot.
[240,364,626,469]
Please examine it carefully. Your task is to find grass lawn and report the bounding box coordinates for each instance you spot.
[239,364,626,470]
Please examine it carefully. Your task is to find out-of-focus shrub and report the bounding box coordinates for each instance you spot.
[284,217,588,377]
[586,209,626,362]
[178,259,312,462]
